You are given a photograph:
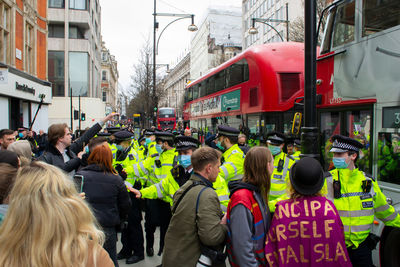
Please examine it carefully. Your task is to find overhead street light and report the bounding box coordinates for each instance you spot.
[152,0,197,126]
[248,3,289,42]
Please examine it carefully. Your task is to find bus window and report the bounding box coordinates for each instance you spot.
[207,76,215,95]
[345,110,371,173]
[377,133,400,184]
[215,70,226,92]
[332,0,355,48]
[320,111,341,170]
[363,0,400,37]
[188,87,193,101]
[193,84,199,100]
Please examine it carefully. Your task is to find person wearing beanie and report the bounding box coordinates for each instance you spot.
[265,157,351,267]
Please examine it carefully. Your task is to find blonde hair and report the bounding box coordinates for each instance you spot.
[0,161,104,267]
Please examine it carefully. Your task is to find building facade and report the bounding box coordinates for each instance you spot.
[47,0,104,129]
[0,0,51,132]
[159,52,190,121]
[190,6,242,80]
[101,42,118,115]
[242,0,303,49]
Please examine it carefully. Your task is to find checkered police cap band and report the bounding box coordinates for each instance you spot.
[332,139,360,152]
[176,140,198,148]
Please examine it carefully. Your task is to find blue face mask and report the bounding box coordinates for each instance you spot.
[332,157,349,169]
[18,133,24,138]
[269,145,281,155]
[85,146,90,153]
[178,155,192,168]
[216,141,225,151]
[145,138,151,146]
[156,144,163,154]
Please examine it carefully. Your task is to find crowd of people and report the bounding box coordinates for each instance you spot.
[0,115,399,267]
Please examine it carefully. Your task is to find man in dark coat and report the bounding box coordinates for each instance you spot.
[38,113,118,175]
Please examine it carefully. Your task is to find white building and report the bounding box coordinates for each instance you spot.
[47,0,104,129]
[242,0,303,49]
[101,42,119,115]
[190,6,242,80]
[159,52,190,121]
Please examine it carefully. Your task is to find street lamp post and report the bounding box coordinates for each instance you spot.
[152,0,197,125]
[248,3,289,42]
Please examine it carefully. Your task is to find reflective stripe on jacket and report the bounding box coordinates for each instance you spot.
[326,168,400,248]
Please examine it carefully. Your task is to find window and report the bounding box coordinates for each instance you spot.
[332,1,355,48]
[48,0,65,8]
[279,73,300,101]
[215,70,226,92]
[0,2,11,64]
[69,25,85,39]
[226,59,249,88]
[102,70,107,81]
[49,24,64,38]
[362,0,400,36]
[69,0,87,10]
[69,52,89,96]
[25,23,34,74]
[48,51,65,97]
[102,52,107,61]
[102,91,106,102]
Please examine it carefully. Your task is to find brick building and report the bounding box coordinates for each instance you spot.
[0,0,51,132]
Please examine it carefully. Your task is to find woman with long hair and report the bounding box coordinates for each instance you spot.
[226,146,274,266]
[0,161,113,267]
[76,142,131,267]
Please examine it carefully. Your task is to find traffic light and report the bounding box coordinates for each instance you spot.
[73,110,79,120]
[81,113,86,121]
[291,112,302,135]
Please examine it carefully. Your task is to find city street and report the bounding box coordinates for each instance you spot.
[117,228,162,267]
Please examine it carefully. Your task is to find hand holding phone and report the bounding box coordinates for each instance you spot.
[73,175,84,193]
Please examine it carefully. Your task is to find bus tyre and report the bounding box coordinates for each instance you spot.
[382,228,400,267]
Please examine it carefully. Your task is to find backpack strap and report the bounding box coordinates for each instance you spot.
[172,181,205,214]
[196,186,211,214]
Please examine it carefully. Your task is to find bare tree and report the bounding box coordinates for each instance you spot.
[289,0,328,44]
[127,39,166,128]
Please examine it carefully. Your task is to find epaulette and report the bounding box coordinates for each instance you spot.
[323,171,332,178]
[363,172,376,182]
[287,155,295,161]
[150,144,154,148]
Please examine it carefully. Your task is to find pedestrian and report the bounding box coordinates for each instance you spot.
[162,147,227,267]
[7,140,32,166]
[227,147,274,266]
[214,125,244,210]
[0,129,15,150]
[76,143,131,267]
[0,164,17,224]
[36,129,47,156]
[266,132,296,213]
[0,161,114,267]
[325,135,400,266]
[38,113,118,176]
[238,133,250,154]
[265,157,351,267]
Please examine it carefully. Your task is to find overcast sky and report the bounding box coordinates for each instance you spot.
[99,0,241,92]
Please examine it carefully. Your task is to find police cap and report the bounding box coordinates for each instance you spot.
[155,131,175,142]
[144,129,155,136]
[290,157,324,196]
[286,136,295,146]
[175,136,201,151]
[114,130,135,141]
[329,135,363,153]
[97,132,111,137]
[217,125,240,137]
[294,139,301,147]
[138,135,145,143]
[106,127,120,134]
[266,132,286,145]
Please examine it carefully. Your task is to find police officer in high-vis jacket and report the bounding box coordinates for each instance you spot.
[130,136,200,206]
[325,135,400,267]
[214,125,244,211]
[266,132,296,212]
[113,130,145,265]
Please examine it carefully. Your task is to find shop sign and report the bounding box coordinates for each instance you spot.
[15,82,35,95]
[221,90,240,112]
[0,69,7,84]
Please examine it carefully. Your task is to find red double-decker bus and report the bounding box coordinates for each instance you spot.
[183,42,305,143]
[157,107,176,130]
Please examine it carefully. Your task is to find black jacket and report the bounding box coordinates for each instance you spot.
[76,164,131,227]
[38,122,103,172]
[36,134,48,151]
[38,144,81,173]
